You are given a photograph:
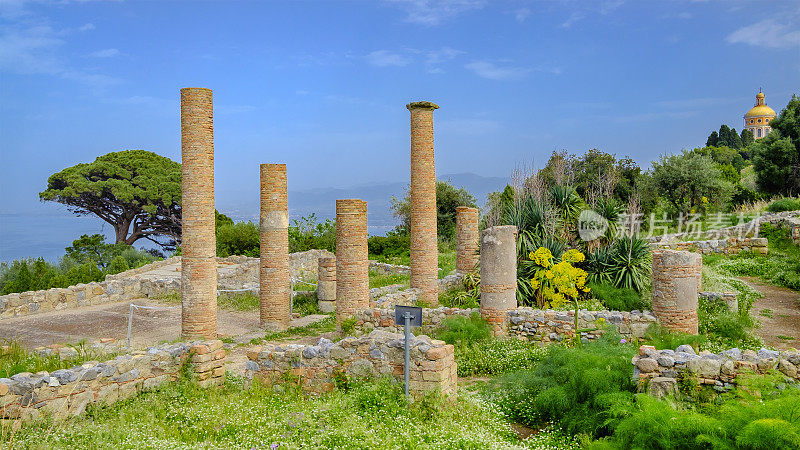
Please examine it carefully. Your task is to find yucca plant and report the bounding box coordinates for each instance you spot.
[550,184,583,239]
[594,197,623,242]
[607,237,652,292]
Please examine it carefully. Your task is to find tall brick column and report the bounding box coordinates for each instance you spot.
[480,225,518,336]
[335,199,369,327]
[407,101,439,306]
[651,250,701,334]
[456,206,480,273]
[317,256,336,313]
[259,164,290,331]
[180,87,217,339]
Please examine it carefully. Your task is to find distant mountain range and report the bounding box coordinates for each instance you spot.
[219,172,508,234]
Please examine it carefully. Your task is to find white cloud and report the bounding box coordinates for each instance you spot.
[385,0,485,26]
[727,18,800,49]
[514,8,530,22]
[365,50,411,67]
[0,25,64,74]
[560,0,625,28]
[424,46,463,65]
[89,48,119,57]
[78,23,95,31]
[465,61,530,80]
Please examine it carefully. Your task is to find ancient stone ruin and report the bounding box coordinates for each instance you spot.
[259,163,291,331]
[180,87,218,339]
[455,206,480,273]
[335,199,369,326]
[408,101,440,306]
[317,256,336,313]
[651,249,702,334]
[479,225,518,335]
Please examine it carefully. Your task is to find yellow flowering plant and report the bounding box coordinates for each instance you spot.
[526,247,589,309]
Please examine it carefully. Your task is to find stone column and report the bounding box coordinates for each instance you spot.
[480,225,518,336]
[259,164,290,331]
[180,87,217,339]
[651,250,701,335]
[407,101,439,306]
[335,199,369,327]
[317,256,336,313]
[456,206,480,273]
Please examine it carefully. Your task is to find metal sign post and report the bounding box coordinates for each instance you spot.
[394,305,422,398]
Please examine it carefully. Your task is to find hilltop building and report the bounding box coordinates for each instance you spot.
[744,90,777,139]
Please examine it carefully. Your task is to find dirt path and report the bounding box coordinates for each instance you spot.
[0,298,329,351]
[739,276,800,349]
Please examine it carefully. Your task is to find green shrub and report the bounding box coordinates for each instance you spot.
[586,238,652,293]
[288,214,336,253]
[292,292,322,316]
[1,339,116,378]
[698,293,760,349]
[216,222,259,257]
[594,387,800,450]
[455,338,546,377]
[766,197,800,212]
[367,229,409,258]
[487,332,637,437]
[589,282,649,311]
[433,313,491,347]
[643,323,706,350]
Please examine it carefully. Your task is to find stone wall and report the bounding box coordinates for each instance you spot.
[0,252,333,320]
[699,291,738,313]
[0,340,225,424]
[651,237,768,255]
[633,344,800,398]
[648,211,799,244]
[353,306,658,342]
[245,330,456,397]
[369,261,410,276]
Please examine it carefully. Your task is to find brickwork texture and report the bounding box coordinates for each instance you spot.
[407,101,440,306]
[335,199,369,326]
[317,256,336,313]
[480,225,518,335]
[651,249,701,334]
[180,87,217,339]
[259,164,291,331]
[455,206,480,272]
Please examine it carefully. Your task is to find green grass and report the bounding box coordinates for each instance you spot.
[2,376,574,449]
[760,308,774,318]
[703,223,800,291]
[159,291,321,316]
[252,315,337,344]
[1,340,117,378]
[588,282,650,312]
[368,270,409,289]
[777,335,796,341]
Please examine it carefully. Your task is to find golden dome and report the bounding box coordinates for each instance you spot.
[745,91,776,118]
[745,104,776,118]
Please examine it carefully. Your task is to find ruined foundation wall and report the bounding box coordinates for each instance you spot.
[245,331,456,398]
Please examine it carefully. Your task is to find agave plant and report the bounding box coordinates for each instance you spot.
[502,195,550,237]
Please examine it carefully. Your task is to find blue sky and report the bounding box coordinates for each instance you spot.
[1,0,799,216]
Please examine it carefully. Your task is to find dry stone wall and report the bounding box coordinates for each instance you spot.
[353,306,658,342]
[651,237,768,255]
[0,340,225,424]
[0,252,333,320]
[633,344,800,398]
[245,330,456,397]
